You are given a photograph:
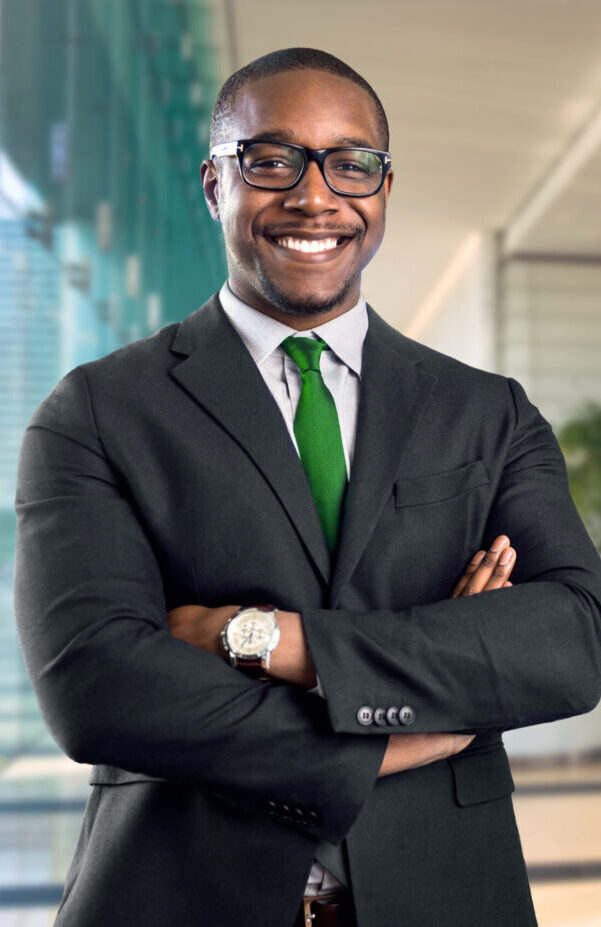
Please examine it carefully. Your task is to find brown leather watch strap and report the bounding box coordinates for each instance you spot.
[237,658,267,679]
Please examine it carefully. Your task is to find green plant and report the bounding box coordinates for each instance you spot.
[557,402,601,553]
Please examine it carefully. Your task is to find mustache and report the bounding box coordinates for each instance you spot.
[255,222,363,238]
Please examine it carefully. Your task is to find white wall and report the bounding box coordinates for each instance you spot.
[499,259,601,427]
[403,233,498,374]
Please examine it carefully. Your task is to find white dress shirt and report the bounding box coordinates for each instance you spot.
[218,281,368,896]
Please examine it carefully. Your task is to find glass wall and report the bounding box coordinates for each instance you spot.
[0,0,226,919]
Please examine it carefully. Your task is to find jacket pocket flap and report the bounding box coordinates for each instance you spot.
[394,459,489,508]
[89,764,169,786]
[448,746,515,807]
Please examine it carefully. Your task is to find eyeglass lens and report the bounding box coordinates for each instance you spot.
[241,142,384,194]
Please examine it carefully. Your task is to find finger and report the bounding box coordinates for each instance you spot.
[501,552,517,584]
[479,546,516,592]
[461,535,510,596]
[450,550,486,598]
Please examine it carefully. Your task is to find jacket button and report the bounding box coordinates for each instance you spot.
[386,706,400,725]
[259,800,278,815]
[290,807,305,823]
[356,706,374,726]
[373,707,388,726]
[305,810,320,826]
[399,705,416,725]
[279,803,291,819]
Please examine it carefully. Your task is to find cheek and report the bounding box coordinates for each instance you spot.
[222,207,254,262]
[362,210,386,258]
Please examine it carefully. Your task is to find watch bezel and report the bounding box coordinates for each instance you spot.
[221,606,280,663]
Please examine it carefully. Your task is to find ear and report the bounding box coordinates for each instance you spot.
[201,159,221,221]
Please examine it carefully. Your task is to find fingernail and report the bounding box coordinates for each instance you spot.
[500,547,514,565]
[490,536,509,552]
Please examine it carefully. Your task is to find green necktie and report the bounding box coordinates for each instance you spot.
[280,335,348,556]
[281,334,350,886]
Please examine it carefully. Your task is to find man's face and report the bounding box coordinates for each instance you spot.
[201,69,393,326]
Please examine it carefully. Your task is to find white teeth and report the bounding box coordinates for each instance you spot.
[275,237,340,253]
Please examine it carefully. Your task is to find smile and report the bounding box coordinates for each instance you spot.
[266,234,355,262]
[273,236,342,253]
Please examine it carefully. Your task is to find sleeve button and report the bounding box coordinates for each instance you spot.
[373,707,388,726]
[305,811,320,826]
[399,705,416,725]
[356,706,374,726]
[386,706,400,725]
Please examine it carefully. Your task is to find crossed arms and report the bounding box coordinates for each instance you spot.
[167,536,517,778]
[13,364,601,845]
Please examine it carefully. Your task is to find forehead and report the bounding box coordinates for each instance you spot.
[228,69,382,149]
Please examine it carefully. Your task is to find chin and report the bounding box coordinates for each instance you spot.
[258,272,357,317]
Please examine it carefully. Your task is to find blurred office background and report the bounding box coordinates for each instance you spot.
[1,0,601,924]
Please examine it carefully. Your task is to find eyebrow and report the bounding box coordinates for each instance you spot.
[246,129,380,149]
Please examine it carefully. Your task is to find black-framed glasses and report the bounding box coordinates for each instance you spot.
[210,139,392,197]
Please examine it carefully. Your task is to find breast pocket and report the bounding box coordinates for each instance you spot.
[363,459,492,607]
[394,459,490,508]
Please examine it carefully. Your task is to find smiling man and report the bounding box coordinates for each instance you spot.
[14,48,601,927]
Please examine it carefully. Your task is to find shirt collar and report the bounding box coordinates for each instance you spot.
[218,281,368,377]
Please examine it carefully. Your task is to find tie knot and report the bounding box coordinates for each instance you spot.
[280,335,327,373]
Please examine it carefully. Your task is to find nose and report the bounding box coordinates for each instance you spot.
[281,161,340,215]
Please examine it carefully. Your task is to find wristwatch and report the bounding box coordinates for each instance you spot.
[221,604,280,679]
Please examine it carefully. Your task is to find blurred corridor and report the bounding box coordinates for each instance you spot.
[1,1,601,923]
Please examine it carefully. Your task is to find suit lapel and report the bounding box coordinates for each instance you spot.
[168,294,331,586]
[329,306,438,607]
[168,295,438,603]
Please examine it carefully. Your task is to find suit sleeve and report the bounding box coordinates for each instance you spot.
[13,366,385,846]
[301,377,601,735]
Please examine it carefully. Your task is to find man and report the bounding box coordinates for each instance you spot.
[13,48,601,927]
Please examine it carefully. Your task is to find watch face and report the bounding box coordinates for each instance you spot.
[226,609,277,658]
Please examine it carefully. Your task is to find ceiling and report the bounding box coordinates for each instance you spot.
[210,0,601,327]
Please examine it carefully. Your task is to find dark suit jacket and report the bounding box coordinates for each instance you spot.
[14,293,601,927]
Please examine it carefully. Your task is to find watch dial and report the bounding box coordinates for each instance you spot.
[228,610,274,657]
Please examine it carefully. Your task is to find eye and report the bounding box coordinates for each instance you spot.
[333,161,369,174]
[250,157,294,170]
[325,151,381,178]
[242,143,302,177]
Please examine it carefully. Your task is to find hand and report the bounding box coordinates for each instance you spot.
[450,534,516,598]
[379,534,517,778]
[166,603,240,657]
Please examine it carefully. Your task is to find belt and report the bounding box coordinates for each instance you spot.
[293,890,356,927]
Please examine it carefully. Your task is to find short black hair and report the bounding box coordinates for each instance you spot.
[209,47,389,152]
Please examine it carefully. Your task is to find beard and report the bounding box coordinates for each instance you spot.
[254,263,359,317]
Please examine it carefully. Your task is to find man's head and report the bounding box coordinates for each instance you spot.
[201,48,393,328]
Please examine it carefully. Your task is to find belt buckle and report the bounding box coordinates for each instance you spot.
[302,891,346,925]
